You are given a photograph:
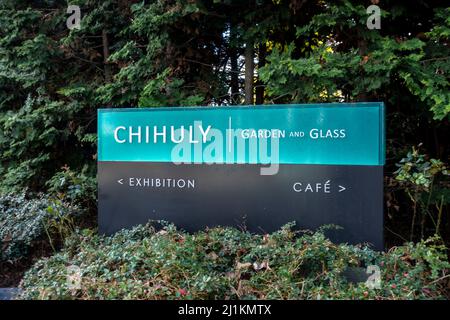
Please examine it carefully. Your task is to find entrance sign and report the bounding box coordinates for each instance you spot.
[98,103,385,250]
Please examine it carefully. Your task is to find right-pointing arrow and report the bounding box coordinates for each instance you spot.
[338,185,346,192]
[117,179,123,185]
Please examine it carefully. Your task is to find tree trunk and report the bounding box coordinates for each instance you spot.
[229,20,239,104]
[244,42,254,105]
[230,49,239,104]
[255,42,266,105]
[102,29,112,82]
[356,29,368,101]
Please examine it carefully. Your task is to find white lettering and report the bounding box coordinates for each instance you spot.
[114,126,126,143]
[129,126,141,143]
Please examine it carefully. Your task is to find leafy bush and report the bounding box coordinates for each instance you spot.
[46,165,97,210]
[19,222,450,300]
[394,146,450,240]
[0,193,79,261]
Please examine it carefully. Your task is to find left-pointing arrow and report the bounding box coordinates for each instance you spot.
[338,185,346,192]
[118,179,123,185]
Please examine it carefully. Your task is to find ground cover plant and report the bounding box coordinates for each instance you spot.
[19,222,450,300]
[0,192,83,286]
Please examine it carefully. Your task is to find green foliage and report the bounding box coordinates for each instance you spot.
[42,199,78,253]
[138,68,204,107]
[394,147,450,240]
[0,93,83,192]
[0,2,96,193]
[260,3,450,120]
[259,44,361,102]
[46,165,96,210]
[95,0,210,107]
[0,193,79,261]
[395,147,449,190]
[19,222,450,300]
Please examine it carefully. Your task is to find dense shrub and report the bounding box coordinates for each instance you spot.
[394,147,450,241]
[19,222,450,300]
[0,193,79,261]
[45,165,97,211]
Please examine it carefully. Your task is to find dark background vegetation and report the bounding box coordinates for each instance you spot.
[0,0,449,294]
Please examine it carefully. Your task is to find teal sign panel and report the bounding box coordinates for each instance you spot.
[98,103,385,166]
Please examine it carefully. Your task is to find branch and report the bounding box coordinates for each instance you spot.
[420,56,450,64]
